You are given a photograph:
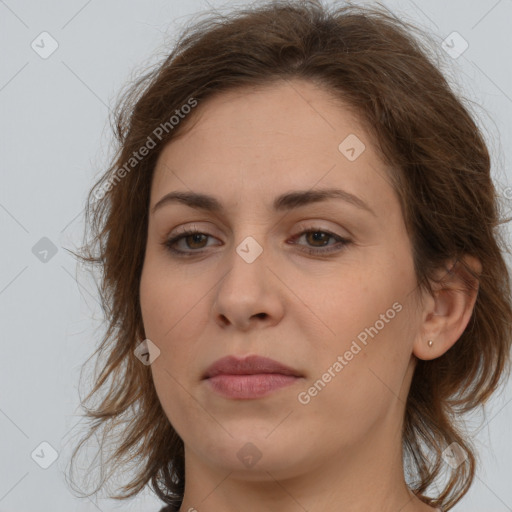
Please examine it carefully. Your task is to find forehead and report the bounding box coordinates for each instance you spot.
[151,79,391,211]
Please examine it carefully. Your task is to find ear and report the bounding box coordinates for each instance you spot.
[413,255,482,361]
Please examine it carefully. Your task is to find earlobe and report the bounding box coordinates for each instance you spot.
[413,255,481,361]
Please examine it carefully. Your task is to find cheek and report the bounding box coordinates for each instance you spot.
[139,265,209,426]
[304,265,415,396]
[296,305,414,441]
[310,269,395,347]
[140,252,207,340]
[140,265,207,433]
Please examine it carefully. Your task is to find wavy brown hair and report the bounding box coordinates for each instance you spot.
[68,1,512,510]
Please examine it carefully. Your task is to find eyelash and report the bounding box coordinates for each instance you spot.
[162,226,352,258]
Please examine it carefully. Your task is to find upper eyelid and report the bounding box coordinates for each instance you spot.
[167,218,348,236]
[168,224,345,240]
[167,225,347,246]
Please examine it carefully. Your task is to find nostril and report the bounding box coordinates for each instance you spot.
[219,314,230,326]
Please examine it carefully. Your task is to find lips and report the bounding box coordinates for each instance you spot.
[202,354,303,399]
[203,354,302,379]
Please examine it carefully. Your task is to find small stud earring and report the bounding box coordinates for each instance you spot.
[427,339,434,347]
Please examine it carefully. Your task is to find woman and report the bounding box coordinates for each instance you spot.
[69,1,512,511]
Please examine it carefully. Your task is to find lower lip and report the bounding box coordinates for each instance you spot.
[205,374,300,399]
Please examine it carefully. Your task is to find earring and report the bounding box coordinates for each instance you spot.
[427,339,434,347]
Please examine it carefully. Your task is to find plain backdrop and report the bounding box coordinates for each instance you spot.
[1,0,511,511]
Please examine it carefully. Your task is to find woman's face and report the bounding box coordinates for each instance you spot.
[140,79,425,479]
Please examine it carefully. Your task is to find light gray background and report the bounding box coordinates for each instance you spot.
[1,0,511,511]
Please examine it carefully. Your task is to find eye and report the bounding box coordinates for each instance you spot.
[162,227,220,257]
[161,226,352,258]
[288,227,352,256]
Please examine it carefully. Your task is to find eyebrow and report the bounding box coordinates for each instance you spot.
[151,188,376,217]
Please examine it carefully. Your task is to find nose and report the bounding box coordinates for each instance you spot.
[212,240,285,331]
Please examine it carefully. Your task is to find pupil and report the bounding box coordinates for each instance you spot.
[310,232,327,246]
[189,234,205,247]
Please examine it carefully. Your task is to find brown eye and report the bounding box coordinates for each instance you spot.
[163,229,219,256]
[289,228,352,256]
[161,227,352,258]
[181,233,209,249]
[305,231,331,247]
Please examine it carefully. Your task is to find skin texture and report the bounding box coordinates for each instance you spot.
[139,79,479,512]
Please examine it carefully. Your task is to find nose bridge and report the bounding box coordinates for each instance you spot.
[219,232,268,301]
[212,228,284,329]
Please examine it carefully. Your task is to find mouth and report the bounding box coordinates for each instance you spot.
[202,354,303,399]
[202,354,303,379]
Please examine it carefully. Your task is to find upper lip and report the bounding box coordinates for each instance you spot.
[203,355,302,379]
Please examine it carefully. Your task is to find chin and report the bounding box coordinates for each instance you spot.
[193,434,310,478]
